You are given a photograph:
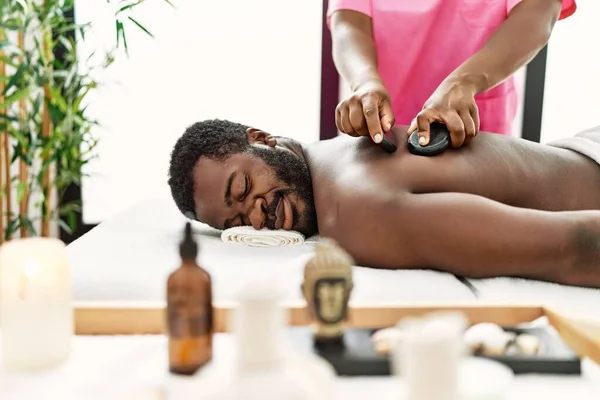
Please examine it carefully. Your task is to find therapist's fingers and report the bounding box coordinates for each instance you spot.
[336,103,353,136]
[349,104,368,136]
[459,109,476,143]
[470,104,480,135]
[340,105,357,137]
[407,118,418,137]
[361,97,384,143]
[379,99,395,133]
[442,112,466,148]
[414,112,434,146]
[335,103,343,133]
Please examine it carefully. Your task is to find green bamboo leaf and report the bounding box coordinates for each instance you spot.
[10,145,22,163]
[5,219,19,240]
[115,20,129,54]
[0,55,18,68]
[118,1,143,13]
[0,86,30,108]
[15,0,30,14]
[2,60,27,95]
[0,41,13,50]
[16,181,27,204]
[8,128,28,148]
[59,202,82,214]
[46,100,66,126]
[21,216,37,236]
[56,218,73,234]
[48,86,68,112]
[0,113,19,122]
[115,19,123,47]
[30,93,42,119]
[68,210,77,231]
[0,20,20,31]
[127,16,153,38]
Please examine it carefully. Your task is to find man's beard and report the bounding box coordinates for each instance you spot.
[250,146,318,237]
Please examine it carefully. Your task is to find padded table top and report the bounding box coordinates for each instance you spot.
[68,198,475,304]
[68,198,600,318]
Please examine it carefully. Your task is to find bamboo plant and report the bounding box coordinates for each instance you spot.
[0,0,169,242]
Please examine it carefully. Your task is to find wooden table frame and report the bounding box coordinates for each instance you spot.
[74,301,600,366]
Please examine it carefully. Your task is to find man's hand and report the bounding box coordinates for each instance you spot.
[335,80,395,144]
[408,78,480,149]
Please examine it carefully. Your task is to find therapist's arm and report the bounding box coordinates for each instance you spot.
[409,0,563,147]
[330,10,395,140]
[330,10,380,92]
[448,0,563,94]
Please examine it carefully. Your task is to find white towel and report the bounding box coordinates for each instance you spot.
[221,226,305,247]
[547,126,600,164]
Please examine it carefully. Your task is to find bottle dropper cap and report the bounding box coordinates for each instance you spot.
[179,222,198,259]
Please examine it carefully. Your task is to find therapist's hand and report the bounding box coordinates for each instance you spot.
[335,80,395,144]
[408,79,480,148]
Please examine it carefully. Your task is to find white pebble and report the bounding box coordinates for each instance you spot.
[481,331,515,356]
[371,327,405,355]
[515,333,542,355]
[463,323,506,353]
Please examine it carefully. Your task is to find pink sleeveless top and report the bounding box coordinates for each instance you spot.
[327,0,576,135]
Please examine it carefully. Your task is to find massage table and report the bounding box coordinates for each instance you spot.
[68,197,600,320]
[4,198,600,399]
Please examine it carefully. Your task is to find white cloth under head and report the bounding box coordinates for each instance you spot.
[221,226,305,247]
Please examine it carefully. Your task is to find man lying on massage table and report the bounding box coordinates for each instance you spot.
[168,120,600,288]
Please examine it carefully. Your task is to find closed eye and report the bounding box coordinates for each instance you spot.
[240,175,250,201]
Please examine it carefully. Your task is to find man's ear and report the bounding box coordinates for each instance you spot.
[246,127,277,147]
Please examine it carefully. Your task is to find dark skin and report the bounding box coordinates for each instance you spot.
[331,0,564,147]
[192,126,600,288]
[194,128,314,234]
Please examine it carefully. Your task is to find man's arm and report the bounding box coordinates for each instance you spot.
[447,0,563,94]
[326,191,600,287]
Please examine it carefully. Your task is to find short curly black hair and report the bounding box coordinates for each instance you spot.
[168,119,250,217]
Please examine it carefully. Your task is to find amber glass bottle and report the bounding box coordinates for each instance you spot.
[167,222,213,375]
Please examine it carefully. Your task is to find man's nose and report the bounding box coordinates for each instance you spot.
[247,198,266,230]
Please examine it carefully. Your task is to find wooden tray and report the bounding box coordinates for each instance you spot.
[73,302,600,367]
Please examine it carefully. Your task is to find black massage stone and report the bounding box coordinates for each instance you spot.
[408,122,451,157]
[379,132,398,154]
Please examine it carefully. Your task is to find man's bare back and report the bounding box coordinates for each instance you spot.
[168,120,600,288]
[305,126,600,287]
[307,126,600,215]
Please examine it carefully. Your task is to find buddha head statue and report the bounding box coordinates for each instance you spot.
[301,238,354,341]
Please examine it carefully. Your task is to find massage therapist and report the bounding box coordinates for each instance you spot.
[328,0,576,148]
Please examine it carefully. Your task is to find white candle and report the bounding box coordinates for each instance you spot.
[0,237,73,371]
[392,312,467,400]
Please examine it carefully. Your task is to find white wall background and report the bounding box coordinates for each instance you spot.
[75,0,600,224]
[75,0,323,223]
[541,0,600,143]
